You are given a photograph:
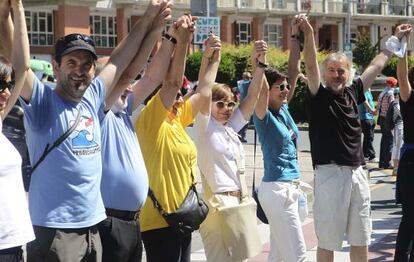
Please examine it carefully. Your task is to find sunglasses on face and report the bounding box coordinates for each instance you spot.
[63,34,95,47]
[0,79,15,93]
[215,101,236,109]
[273,83,291,91]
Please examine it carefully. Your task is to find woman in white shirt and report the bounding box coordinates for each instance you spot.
[194,40,267,262]
[0,1,35,260]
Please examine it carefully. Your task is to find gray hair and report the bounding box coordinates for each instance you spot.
[320,52,356,87]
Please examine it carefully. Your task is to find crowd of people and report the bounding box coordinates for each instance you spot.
[0,0,413,262]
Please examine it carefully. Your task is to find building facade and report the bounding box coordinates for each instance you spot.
[24,0,414,62]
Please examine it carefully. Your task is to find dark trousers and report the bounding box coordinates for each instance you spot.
[98,216,142,262]
[379,119,393,168]
[361,119,376,159]
[142,227,191,262]
[395,150,414,261]
[0,246,23,262]
[27,225,101,262]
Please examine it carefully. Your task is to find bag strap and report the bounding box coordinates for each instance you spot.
[252,129,257,191]
[30,109,82,175]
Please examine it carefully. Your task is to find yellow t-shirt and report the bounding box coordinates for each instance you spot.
[135,92,197,232]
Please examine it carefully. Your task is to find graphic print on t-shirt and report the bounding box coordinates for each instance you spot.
[70,115,100,156]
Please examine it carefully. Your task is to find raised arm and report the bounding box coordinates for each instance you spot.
[238,41,267,121]
[98,0,171,98]
[189,35,222,116]
[130,15,196,110]
[5,0,31,117]
[0,1,13,60]
[298,14,319,96]
[104,15,167,111]
[254,73,270,120]
[159,17,193,109]
[361,24,411,91]
[397,53,412,102]
[287,18,301,103]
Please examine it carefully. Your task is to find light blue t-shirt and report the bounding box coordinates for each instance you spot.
[358,89,375,120]
[21,75,106,228]
[253,104,300,182]
[99,95,148,211]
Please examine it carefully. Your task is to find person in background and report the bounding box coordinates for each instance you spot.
[377,76,397,169]
[302,11,411,261]
[388,87,403,176]
[0,1,35,260]
[135,16,207,262]
[358,87,377,162]
[253,16,306,261]
[236,71,253,142]
[395,25,414,261]
[96,11,172,261]
[195,40,266,262]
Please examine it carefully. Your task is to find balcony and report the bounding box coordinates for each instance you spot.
[239,0,266,9]
[218,0,237,8]
[328,1,348,13]
[357,2,381,14]
[306,0,324,13]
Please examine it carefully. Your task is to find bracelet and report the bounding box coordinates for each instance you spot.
[163,33,177,45]
[257,61,269,69]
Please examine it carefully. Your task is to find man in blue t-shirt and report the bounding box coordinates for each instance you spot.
[13,1,172,260]
[358,88,377,162]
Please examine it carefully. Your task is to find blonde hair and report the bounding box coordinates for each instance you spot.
[212,83,234,102]
[320,52,356,87]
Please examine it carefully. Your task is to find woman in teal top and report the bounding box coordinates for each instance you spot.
[252,29,307,261]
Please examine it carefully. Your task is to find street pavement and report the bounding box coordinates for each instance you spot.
[143,128,401,262]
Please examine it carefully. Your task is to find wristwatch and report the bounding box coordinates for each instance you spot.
[163,33,177,45]
[257,60,269,69]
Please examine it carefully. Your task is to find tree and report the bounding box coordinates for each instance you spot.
[352,31,379,71]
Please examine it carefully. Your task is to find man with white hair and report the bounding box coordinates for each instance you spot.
[299,13,410,262]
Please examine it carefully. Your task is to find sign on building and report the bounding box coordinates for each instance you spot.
[194,17,220,44]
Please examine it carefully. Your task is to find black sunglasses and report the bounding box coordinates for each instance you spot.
[215,101,236,109]
[62,34,95,47]
[0,79,15,93]
[273,83,291,91]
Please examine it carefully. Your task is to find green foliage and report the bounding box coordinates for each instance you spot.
[382,56,414,78]
[352,31,378,71]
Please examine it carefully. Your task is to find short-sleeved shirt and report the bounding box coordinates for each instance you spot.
[237,80,251,102]
[308,79,365,167]
[135,92,197,232]
[194,109,247,193]
[253,104,300,182]
[358,89,375,120]
[99,95,148,211]
[20,76,106,228]
[400,90,414,144]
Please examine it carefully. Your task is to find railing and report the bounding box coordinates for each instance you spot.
[356,2,381,14]
[239,0,266,9]
[271,0,287,9]
[217,0,237,8]
[388,4,406,15]
[307,0,324,12]
[327,1,348,13]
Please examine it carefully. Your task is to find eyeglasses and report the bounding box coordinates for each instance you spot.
[0,79,15,93]
[62,34,95,47]
[215,101,236,109]
[273,83,290,91]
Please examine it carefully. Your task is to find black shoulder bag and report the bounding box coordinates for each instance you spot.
[29,110,82,176]
[148,169,209,237]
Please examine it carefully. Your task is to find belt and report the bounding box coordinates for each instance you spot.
[217,191,241,197]
[105,208,140,221]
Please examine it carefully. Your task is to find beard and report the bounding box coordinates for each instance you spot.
[58,72,91,101]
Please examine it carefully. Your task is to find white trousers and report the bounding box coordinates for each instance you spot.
[392,125,404,160]
[258,181,306,262]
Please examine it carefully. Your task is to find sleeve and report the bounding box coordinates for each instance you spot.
[353,78,366,105]
[179,99,194,128]
[193,112,210,146]
[136,91,168,133]
[86,76,107,110]
[228,108,248,132]
[253,110,271,144]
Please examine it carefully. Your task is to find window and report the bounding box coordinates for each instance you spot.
[264,24,282,47]
[90,15,117,48]
[236,22,251,44]
[25,10,54,46]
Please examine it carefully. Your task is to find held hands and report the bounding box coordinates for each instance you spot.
[151,1,173,31]
[203,34,221,62]
[295,14,313,35]
[394,24,412,40]
[251,40,268,67]
[171,14,197,44]
[145,0,172,21]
